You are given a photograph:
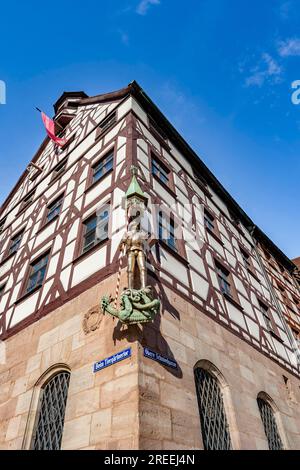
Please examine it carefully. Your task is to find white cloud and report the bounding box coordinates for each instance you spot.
[136,0,160,16]
[278,38,300,57]
[245,53,283,88]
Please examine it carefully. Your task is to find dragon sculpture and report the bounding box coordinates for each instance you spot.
[101,287,160,324]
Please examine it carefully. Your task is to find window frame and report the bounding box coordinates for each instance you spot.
[257,299,281,339]
[20,189,35,213]
[194,367,232,450]
[81,207,110,255]
[0,283,6,299]
[157,210,177,252]
[150,152,176,195]
[91,149,114,186]
[42,193,64,228]
[22,365,71,450]
[95,112,117,139]
[51,157,68,183]
[20,250,51,299]
[7,229,25,257]
[215,259,240,307]
[204,208,215,233]
[0,218,6,234]
[257,395,284,450]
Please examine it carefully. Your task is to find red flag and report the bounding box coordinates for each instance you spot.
[41,112,67,147]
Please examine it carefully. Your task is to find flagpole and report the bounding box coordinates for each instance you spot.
[35,107,64,130]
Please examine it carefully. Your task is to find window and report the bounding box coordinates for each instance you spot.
[216,263,232,297]
[292,328,300,351]
[152,157,170,186]
[258,301,274,333]
[52,158,67,181]
[204,209,215,232]
[257,397,283,450]
[8,230,24,256]
[0,218,6,234]
[46,196,63,223]
[0,284,5,298]
[92,151,114,184]
[26,252,49,293]
[98,112,116,134]
[194,368,231,450]
[158,211,176,251]
[82,209,109,253]
[32,371,70,450]
[240,247,251,270]
[21,190,35,211]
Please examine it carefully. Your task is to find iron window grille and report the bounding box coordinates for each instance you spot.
[152,157,170,185]
[82,209,109,253]
[32,371,70,450]
[158,211,176,251]
[194,368,232,450]
[9,230,24,255]
[46,196,63,223]
[92,151,114,183]
[26,252,49,293]
[257,398,283,450]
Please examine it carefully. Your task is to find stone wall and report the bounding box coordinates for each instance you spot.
[0,270,140,450]
[139,284,300,450]
[0,273,300,450]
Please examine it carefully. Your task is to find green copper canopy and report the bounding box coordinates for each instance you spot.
[125,166,147,201]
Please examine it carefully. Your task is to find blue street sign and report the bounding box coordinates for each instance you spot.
[93,348,131,373]
[144,347,178,369]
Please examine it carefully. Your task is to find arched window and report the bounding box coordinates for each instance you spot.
[194,367,231,450]
[32,371,70,450]
[257,396,283,450]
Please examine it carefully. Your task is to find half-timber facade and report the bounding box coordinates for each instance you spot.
[0,81,300,450]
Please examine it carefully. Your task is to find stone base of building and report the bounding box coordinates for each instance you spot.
[0,272,300,450]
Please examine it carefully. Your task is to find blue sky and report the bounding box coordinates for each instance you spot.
[0,0,300,258]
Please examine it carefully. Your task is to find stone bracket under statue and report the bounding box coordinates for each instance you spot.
[100,167,160,325]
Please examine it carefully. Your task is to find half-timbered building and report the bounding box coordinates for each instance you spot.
[0,81,300,450]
